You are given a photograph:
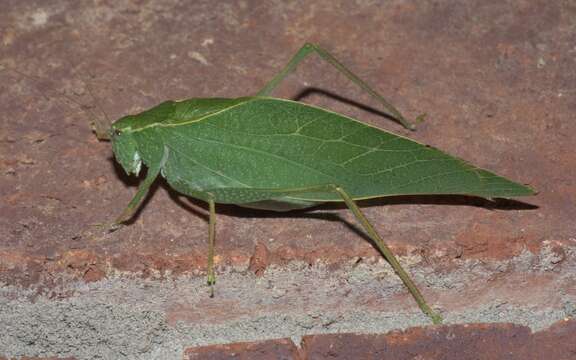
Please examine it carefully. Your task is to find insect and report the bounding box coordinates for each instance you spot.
[92,43,534,324]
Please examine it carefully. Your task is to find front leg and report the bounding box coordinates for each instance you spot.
[111,147,169,230]
[93,171,159,232]
[112,169,159,227]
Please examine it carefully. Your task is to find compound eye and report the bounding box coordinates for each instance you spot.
[113,129,122,136]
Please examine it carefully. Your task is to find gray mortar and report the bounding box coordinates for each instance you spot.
[1,245,575,359]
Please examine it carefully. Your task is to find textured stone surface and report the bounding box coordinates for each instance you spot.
[181,319,576,359]
[184,338,301,360]
[0,357,76,360]
[301,319,576,360]
[1,0,574,286]
[0,0,575,359]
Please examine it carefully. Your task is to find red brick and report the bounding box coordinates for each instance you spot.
[302,320,576,360]
[184,338,301,360]
[532,319,576,360]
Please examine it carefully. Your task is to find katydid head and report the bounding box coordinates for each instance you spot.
[108,102,176,176]
[111,116,142,176]
[111,114,139,132]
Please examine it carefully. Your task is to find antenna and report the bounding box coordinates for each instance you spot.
[4,66,111,140]
[84,70,112,140]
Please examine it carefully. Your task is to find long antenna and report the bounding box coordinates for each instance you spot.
[84,70,112,140]
[3,66,111,140]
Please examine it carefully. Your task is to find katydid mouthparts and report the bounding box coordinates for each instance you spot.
[95,43,535,325]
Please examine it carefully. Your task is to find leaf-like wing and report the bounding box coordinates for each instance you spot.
[154,97,534,204]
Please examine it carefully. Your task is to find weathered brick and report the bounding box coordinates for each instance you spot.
[184,338,301,360]
[302,320,576,360]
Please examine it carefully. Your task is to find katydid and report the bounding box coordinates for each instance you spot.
[94,43,534,325]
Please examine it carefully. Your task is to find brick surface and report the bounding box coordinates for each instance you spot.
[181,319,576,359]
[1,0,574,288]
[303,324,533,360]
[0,357,76,360]
[0,0,575,358]
[184,338,301,360]
[304,319,576,360]
[530,318,576,360]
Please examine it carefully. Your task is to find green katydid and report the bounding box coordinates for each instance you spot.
[91,43,534,325]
